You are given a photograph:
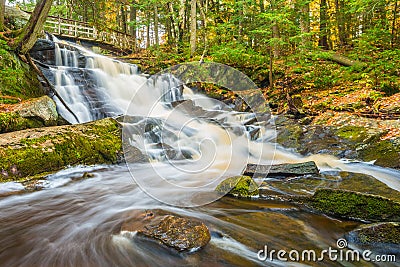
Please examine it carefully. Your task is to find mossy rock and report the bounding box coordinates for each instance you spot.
[347,222,400,245]
[358,139,400,168]
[307,189,400,222]
[0,41,43,101]
[0,118,145,182]
[261,172,400,202]
[215,176,259,197]
[0,96,58,133]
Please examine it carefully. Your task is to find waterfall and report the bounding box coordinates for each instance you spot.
[35,37,400,205]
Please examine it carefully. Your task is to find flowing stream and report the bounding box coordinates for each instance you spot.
[0,38,399,266]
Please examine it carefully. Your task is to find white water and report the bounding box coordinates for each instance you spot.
[47,38,400,201]
[1,38,400,266]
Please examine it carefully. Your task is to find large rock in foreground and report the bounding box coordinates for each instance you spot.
[0,118,145,182]
[121,210,211,252]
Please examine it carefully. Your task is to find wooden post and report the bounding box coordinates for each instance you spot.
[74,21,77,37]
[58,16,61,34]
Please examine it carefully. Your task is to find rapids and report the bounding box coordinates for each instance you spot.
[0,37,399,266]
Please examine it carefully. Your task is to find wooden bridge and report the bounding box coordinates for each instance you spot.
[43,15,134,51]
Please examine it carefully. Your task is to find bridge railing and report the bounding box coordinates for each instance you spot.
[43,16,134,50]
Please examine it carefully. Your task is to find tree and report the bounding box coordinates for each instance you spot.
[190,0,197,57]
[0,0,5,32]
[17,0,54,54]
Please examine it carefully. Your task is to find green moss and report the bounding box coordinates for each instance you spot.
[336,126,370,143]
[0,40,43,101]
[215,176,259,197]
[358,140,400,168]
[0,118,123,182]
[308,189,400,222]
[0,111,45,133]
[350,222,400,245]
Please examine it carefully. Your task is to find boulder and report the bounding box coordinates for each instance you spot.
[347,222,400,245]
[30,39,55,52]
[0,118,146,182]
[245,161,319,178]
[215,175,258,197]
[0,96,59,133]
[307,189,400,222]
[260,171,400,202]
[121,210,211,252]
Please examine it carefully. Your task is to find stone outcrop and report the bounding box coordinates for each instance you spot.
[0,96,59,133]
[0,118,147,182]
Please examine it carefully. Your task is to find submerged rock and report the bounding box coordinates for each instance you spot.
[121,210,211,252]
[0,96,59,133]
[245,161,319,178]
[215,176,258,197]
[307,189,400,222]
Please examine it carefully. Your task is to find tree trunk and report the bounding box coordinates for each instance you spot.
[392,0,398,47]
[146,13,150,48]
[190,0,197,57]
[335,0,346,47]
[269,47,273,88]
[121,5,127,33]
[178,0,186,44]
[154,4,159,46]
[298,0,310,47]
[0,0,5,31]
[271,0,280,57]
[319,0,329,49]
[130,1,137,51]
[17,0,53,55]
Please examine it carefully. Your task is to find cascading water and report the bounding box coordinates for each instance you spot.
[0,38,400,266]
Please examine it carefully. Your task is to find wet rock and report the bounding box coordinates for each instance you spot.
[307,189,400,222]
[245,161,319,178]
[347,222,400,245]
[30,39,55,52]
[0,96,59,133]
[275,115,400,168]
[260,172,400,202]
[0,118,144,182]
[121,210,211,252]
[215,176,258,197]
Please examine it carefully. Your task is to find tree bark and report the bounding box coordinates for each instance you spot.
[146,12,150,48]
[190,0,197,57]
[392,0,398,47]
[130,1,137,51]
[121,5,127,34]
[319,0,329,49]
[0,0,5,31]
[298,0,310,47]
[17,0,53,55]
[154,4,159,46]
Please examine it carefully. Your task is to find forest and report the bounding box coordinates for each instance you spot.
[0,0,399,266]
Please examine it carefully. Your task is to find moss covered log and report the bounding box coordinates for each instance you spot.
[0,118,135,182]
